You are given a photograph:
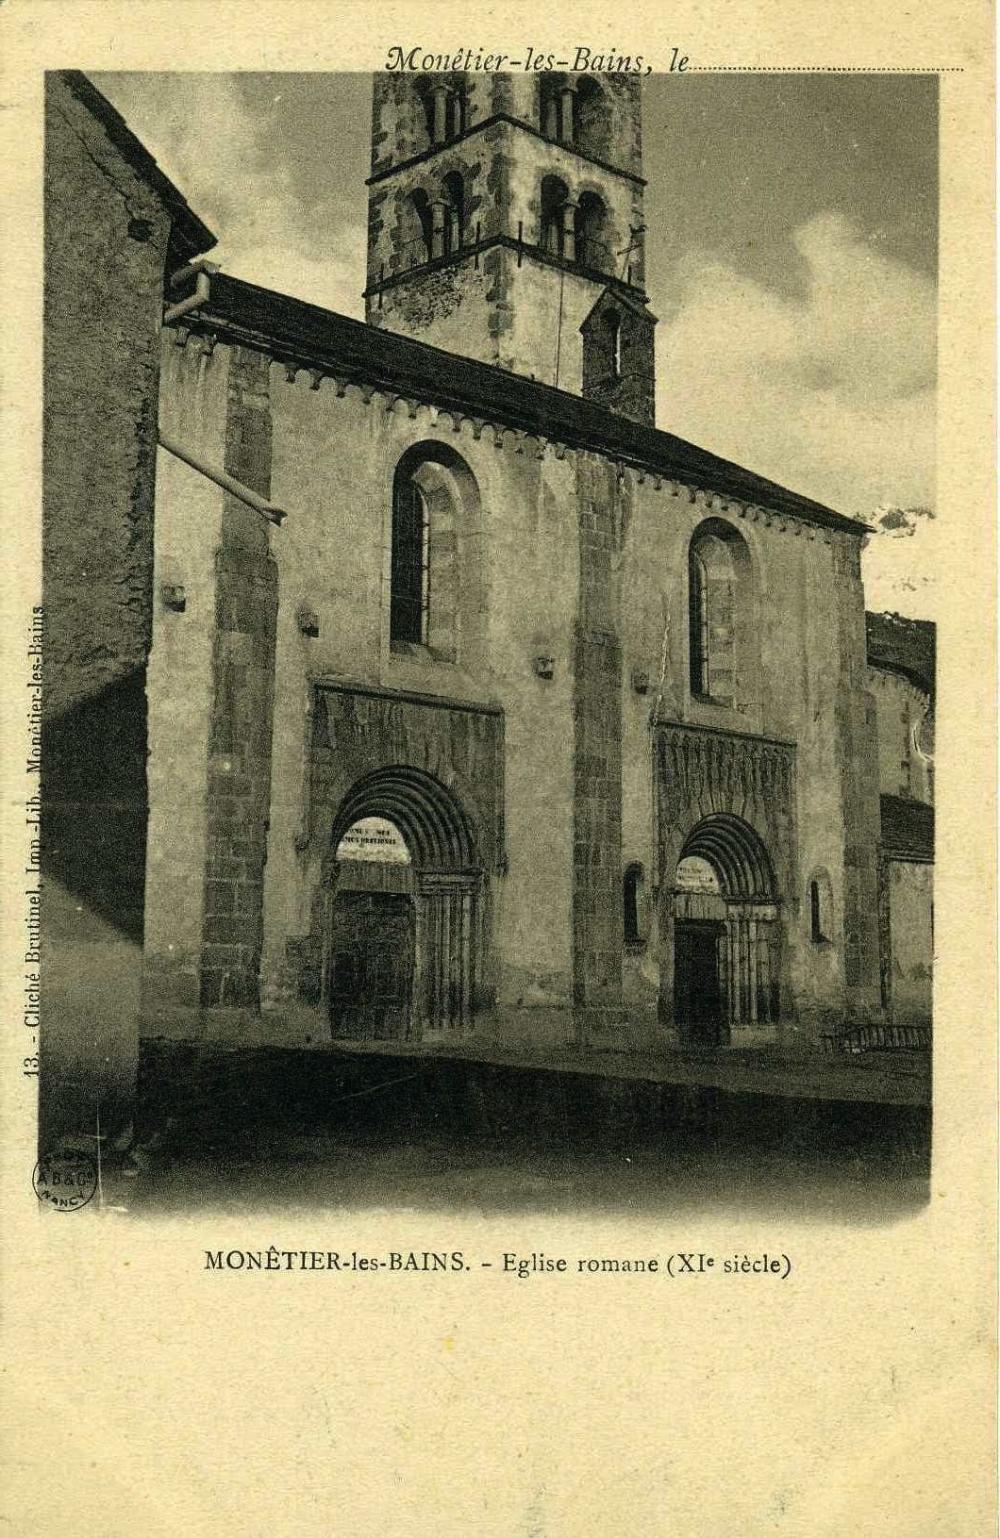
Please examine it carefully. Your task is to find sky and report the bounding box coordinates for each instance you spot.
[93,71,939,618]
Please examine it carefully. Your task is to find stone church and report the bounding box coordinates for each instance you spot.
[41,70,934,1144]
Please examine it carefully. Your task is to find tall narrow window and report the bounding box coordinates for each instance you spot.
[405,189,433,267]
[809,871,832,943]
[442,171,465,255]
[624,863,644,945]
[390,475,430,644]
[575,78,614,160]
[540,175,570,258]
[447,83,468,139]
[574,192,609,273]
[539,77,561,139]
[389,446,484,668]
[688,548,710,695]
[687,522,746,706]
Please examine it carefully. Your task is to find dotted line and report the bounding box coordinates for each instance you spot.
[689,65,965,73]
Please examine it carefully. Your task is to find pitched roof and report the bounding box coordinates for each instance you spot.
[866,611,936,695]
[58,71,216,259]
[191,273,867,536]
[580,285,659,329]
[881,794,934,862]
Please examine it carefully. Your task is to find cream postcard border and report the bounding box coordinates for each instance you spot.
[1,3,994,1534]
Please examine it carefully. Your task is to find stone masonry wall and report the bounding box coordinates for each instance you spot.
[832,538,884,1019]
[572,454,625,1032]
[42,73,176,940]
[199,347,279,1011]
[41,74,178,1145]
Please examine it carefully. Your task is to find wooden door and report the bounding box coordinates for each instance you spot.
[674,921,724,1046]
[329,892,413,1041]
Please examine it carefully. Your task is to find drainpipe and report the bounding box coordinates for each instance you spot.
[158,431,288,526]
[164,255,220,325]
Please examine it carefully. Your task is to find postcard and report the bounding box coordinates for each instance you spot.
[2,1,994,1533]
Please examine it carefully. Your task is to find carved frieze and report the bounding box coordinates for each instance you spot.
[655,721,797,899]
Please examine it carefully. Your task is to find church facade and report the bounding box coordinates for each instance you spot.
[41,70,934,1144]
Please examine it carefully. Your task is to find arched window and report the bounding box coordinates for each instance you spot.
[447,80,468,139]
[624,863,645,945]
[404,189,433,267]
[688,521,751,706]
[575,78,614,160]
[414,77,464,147]
[538,74,576,142]
[808,870,833,943]
[442,171,465,255]
[688,545,712,697]
[414,78,437,146]
[809,880,823,940]
[574,192,609,273]
[540,175,570,258]
[388,446,486,669]
[539,76,561,139]
[390,472,430,645]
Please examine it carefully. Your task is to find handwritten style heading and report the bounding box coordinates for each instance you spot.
[383,47,669,77]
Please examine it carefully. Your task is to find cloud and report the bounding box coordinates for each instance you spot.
[98,82,939,618]
[862,505,942,622]
[873,505,935,535]
[656,212,936,522]
[94,73,366,316]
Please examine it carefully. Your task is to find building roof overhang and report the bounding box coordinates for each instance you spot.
[866,611,936,697]
[880,794,935,863]
[60,71,216,260]
[186,272,870,538]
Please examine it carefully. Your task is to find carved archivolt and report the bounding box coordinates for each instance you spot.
[656,721,797,900]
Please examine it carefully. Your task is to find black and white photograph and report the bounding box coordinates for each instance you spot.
[38,64,940,1218]
[6,4,996,1534]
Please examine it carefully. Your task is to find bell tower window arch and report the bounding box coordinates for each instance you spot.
[540,174,572,258]
[574,191,610,273]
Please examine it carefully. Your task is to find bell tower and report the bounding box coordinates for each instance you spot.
[365,71,656,424]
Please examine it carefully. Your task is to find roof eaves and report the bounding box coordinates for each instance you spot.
[59,70,216,257]
[193,274,869,537]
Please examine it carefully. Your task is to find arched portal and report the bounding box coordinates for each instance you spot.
[327,768,482,1043]
[671,814,781,1045]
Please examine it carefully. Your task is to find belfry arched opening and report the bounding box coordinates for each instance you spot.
[671,815,781,1046]
[327,768,483,1043]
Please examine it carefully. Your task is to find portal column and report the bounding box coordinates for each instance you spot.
[430,84,449,144]
[431,200,449,258]
[561,199,578,263]
[559,85,576,143]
